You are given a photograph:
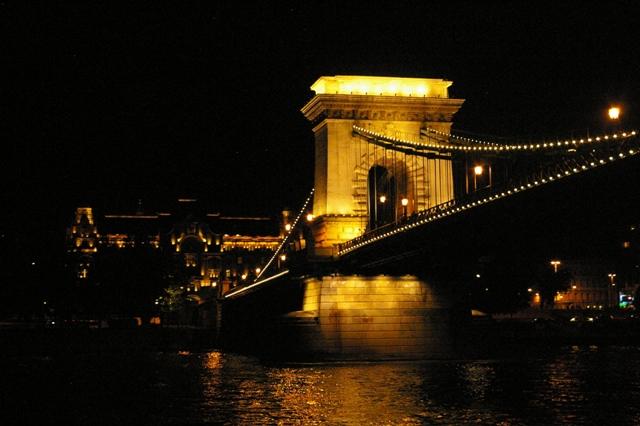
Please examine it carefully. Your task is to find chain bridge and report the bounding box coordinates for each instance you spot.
[219,75,640,360]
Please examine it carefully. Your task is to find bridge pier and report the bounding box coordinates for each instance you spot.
[285,275,467,360]
[218,274,469,360]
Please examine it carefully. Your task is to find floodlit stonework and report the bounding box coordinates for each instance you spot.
[301,76,464,256]
[288,275,458,359]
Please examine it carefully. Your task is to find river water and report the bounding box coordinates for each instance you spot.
[2,344,640,425]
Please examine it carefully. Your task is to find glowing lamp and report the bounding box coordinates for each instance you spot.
[285,224,291,232]
[401,197,409,206]
[306,213,314,222]
[474,165,484,176]
[608,106,621,120]
[379,195,387,203]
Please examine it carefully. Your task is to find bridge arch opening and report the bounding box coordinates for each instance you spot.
[368,165,397,230]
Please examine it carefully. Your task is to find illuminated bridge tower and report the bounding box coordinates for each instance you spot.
[301,75,464,257]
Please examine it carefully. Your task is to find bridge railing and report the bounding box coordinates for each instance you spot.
[338,133,639,256]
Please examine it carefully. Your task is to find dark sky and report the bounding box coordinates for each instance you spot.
[4,1,640,258]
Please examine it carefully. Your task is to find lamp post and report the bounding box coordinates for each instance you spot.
[550,260,561,273]
[473,165,483,192]
[608,273,617,308]
[608,106,621,121]
[608,106,621,133]
[401,197,409,219]
[377,194,386,227]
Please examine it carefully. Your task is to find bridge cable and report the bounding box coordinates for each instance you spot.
[355,126,637,154]
[338,133,640,256]
[253,188,314,283]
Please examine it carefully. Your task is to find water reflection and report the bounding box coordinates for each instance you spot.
[3,346,640,425]
[193,347,640,425]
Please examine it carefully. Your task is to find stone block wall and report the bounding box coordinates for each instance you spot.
[285,275,458,360]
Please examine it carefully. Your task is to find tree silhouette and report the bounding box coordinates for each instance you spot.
[469,254,534,314]
[93,246,167,318]
[535,266,572,309]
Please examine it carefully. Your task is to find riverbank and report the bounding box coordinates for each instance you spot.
[2,315,639,359]
[463,313,640,358]
[0,326,217,356]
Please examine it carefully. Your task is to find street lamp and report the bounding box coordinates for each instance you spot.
[550,260,561,273]
[401,197,409,218]
[278,253,287,269]
[608,106,622,133]
[608,106,621,121]
[473,165,483,192]
[608,273,618,309]
[379,195,386,203]
[472,165,492,191]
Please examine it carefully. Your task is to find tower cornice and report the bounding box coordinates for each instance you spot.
[301,94,464,124]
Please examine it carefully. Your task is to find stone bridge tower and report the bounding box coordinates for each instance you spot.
[301,75,464,257]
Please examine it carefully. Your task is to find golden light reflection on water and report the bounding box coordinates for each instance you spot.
[204,351,222,369]
[194,348,640,425]
[265,364,433,425]
[199,354,431,424]
[198,355,468,425]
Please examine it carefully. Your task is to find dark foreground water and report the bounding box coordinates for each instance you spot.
[2,344,640,425]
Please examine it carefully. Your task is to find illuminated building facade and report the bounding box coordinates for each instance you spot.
[65,200,284,295]
[530,257,639,310]
[66,207,99,280]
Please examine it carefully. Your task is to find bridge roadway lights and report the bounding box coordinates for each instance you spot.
[338,133,640,256]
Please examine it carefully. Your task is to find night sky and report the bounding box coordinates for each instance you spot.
[5,1,640,261]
